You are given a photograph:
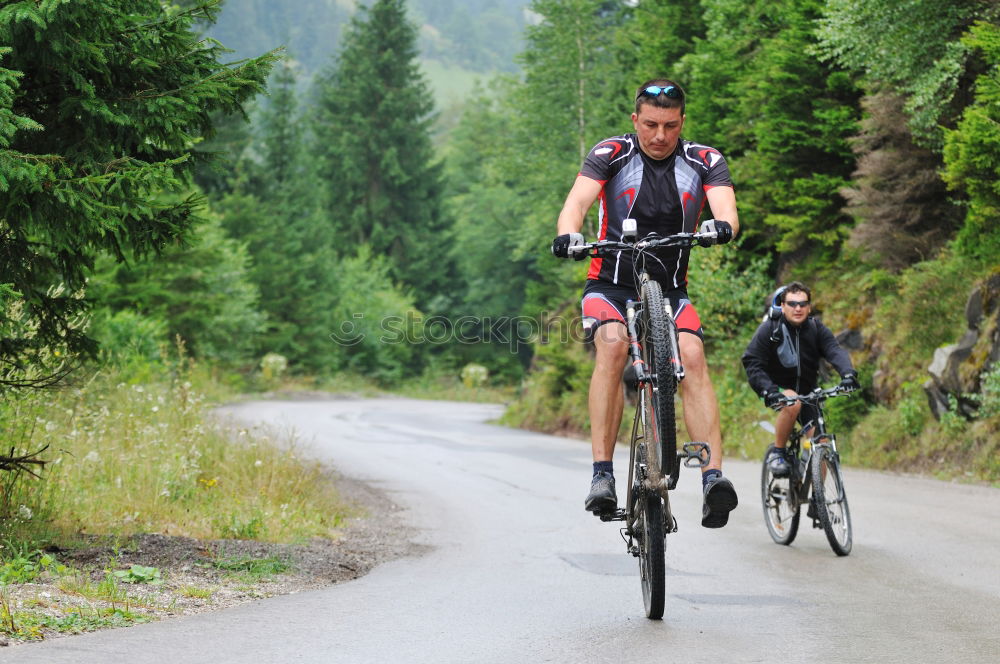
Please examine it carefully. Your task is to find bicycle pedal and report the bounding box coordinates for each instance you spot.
[680,441,711,468]
[597,508,626,522]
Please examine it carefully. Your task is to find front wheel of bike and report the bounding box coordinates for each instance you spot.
[639,279,677,480]
[761,445,800,545]
[811,445,852,556]
[638,483,665,620]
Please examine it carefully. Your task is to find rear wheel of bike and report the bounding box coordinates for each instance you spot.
[761,444,800,545]
[811,445,852,556]
[636,444,665,620]
[639,279,677,480]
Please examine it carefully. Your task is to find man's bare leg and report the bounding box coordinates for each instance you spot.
[774,390,801,449]
[678,332,738,528]
[584,322,628,512]
[589,322,628,461]
[678,333,722,470]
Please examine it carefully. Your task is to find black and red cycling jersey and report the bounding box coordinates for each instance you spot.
[579,134,733,290]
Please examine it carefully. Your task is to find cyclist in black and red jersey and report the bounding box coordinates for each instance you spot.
[551,78,740,528]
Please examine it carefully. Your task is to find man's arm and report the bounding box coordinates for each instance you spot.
[557,176,603,234]
[741,322,780,397]
[705,186,740,237]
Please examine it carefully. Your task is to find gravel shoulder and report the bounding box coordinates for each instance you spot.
[1,472,424,647]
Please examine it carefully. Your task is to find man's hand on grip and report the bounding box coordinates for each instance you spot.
[551,233,586,260]
[764,389,783,410]
[839,372,860,393]
[698,219,734,247]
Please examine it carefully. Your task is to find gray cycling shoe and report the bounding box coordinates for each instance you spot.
[702,474,738,528]
[585,471,617,513]
[766,448,791,478]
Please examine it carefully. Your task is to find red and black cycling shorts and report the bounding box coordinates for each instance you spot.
[580,279,704,344]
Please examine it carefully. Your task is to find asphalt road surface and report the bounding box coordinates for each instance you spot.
[6,398,999,663]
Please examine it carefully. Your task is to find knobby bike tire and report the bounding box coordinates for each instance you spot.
[811,445,852,556]
[636,445,665,619]
[640,279,677,480]
[760,444,800,545]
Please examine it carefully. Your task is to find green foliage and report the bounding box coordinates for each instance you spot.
[216,60,342,373]
[330,246,422,384]
[816,0,989,146]
[211,553,291,576]
[681,0,861,263]
[0,0,278,379]
[686,243,772,357]
[0,552,66,585]
[312,0,453,300]
[896,382,930,437]
[112,564,163,585]
[943,20,1000,261]
[88,215,264,365]
[823,367,874,434]
[976,363,1000,418]
[869,247,989,381]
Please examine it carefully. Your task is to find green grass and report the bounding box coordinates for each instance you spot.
[209,554,292,582]
[0,600,147,641]
[0,362,352,551]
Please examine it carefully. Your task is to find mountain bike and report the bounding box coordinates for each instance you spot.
[760,386,854,556]
[570,221,716,619]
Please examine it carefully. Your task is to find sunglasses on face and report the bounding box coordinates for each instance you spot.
[785,300,810,309]
[636,85,682,101]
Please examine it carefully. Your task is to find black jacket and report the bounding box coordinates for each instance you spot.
[741,315,854,397]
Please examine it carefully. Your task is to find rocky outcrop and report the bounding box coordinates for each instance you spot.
[924,272,1000,419]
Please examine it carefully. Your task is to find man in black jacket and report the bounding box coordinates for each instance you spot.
[741,281,859,476]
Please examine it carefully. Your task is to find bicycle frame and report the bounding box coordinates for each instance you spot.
[779,389,845,513]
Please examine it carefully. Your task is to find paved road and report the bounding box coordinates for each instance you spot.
[6,398,1000,663]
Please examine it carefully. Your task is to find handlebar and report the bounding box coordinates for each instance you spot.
[773,385,854,410]
[567,229,718,259]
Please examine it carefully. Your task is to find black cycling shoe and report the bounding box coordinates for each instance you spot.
[585,471,617,513]
[702,474,739,528]
[766,448,791,478]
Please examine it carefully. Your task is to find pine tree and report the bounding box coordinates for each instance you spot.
[220,59,340,372]
[0,1,278,382]
[311,0,452,303]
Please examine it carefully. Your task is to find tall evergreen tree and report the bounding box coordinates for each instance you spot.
[0,1,277,381]
[219,59,340,372]
[680,0,861,270]
[311,0,452,304]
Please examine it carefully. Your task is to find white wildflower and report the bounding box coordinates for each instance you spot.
[83,450,100,463]
[17,505,33,520]
[254,459,263,467]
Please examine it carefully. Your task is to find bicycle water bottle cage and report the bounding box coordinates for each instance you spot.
[680,441,711,468]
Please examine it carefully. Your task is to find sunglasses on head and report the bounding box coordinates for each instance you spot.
[784,299,810,309]
[637,85,682,101]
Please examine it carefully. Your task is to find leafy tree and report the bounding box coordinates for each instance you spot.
[311,0,453,303]
[0,1,278,381]
[680,0,860,269]
[816,0,997,147]
[843,92,961,269]
[217,59,342,372]
[943,20,1000,260]
[88,216,264,365]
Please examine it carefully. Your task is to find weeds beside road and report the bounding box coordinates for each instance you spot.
[0,364,421,645]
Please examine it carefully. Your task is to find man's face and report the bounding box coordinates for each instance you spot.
[631,104,685,160]
[781,292,812,326]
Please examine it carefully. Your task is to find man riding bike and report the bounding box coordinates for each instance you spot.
[741,281,859,477]
[551,78,740,528]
